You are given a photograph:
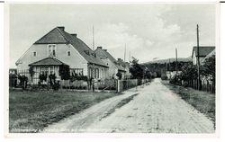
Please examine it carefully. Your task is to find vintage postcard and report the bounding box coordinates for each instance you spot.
[6,2,218,136]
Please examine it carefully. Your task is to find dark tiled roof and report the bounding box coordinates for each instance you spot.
[192,46,215,57]
[34,27,107,67]
[95,48,125,71]
[29,57,66,66]
[201,49,215,63]
[34,28,69,44]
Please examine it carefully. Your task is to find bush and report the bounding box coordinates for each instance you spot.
[39,74,47,82]
[59,64,70,80]
[52,82,60,90]
[161,75,168,80]
[18,75,28,89]
[116,72,122,80]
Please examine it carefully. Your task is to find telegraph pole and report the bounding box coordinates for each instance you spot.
[124,44,126,62]
[169,58,171,80]
[175,48,178,76]
[197,24,201,90]
[92,26,95,50]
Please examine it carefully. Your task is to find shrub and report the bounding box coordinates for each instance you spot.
[52,81,60,90]
[59,64,70,80]
[18,75,28,89]
[49,74,56,87]
[39,74,47,82]
[116,72,122,80]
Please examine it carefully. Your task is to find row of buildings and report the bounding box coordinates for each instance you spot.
[14,26,131,84]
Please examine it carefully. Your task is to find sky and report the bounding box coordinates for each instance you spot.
[9,4,215,68]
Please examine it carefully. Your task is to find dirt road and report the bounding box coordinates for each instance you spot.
[43,78,214,133]
[43,88,138,133]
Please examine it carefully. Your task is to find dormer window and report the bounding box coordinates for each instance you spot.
[48,44,56,56]
[33,52,37,57]
[68,51,70,56]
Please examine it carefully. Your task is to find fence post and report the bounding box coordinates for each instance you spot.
[117,80,120,93]
[136,79,137,91]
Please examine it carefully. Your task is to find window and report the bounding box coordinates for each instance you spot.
[96,68,99,78]
[70,68,83,76]
[68,51,70,56]
[52,49,56,56]
[33,52,37,56]
[50,66,54,75]
[89,68,92,78]
[48,44,56,56]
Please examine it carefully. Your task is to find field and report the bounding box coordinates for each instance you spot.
[9,90,117,133]
[162,81,215,128]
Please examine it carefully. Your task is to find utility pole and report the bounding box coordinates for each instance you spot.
[124,44,126,62]
[175,48,178,76]
[197,24,201,90]
[169,58,171,80]
[92,26,95,50]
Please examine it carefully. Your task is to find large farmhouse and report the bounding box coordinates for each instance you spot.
[16,27,108,84]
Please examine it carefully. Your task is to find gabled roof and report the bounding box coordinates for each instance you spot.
[34,27,69,44]
[192,46,215,58]
[34,27,107,67]
[29,57,67,66]
[95,47,125,71]
[201,49,215,63]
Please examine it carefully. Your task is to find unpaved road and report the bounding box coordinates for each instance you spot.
[43,78,214,133]
[43,88,138,133]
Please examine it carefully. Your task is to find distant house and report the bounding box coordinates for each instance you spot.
[117,58,131,79]
[192,46,215,65]
[16,26,108,84]
[95,46,126,79]
[201,49,215,64]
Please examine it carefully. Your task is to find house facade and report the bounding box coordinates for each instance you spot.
[16,27,108,84]
[192,46,215,65]
[95,46,126,79]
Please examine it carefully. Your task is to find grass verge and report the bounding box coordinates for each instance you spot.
[9,90,117,133]
[162,81,215,128]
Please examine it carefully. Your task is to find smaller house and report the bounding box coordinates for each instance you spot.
[201,49,215,64]
[95,47,126,79]
[192,46,215,65]
[117,58,131,79]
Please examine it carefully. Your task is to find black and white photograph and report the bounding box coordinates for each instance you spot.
[6,2,218,135]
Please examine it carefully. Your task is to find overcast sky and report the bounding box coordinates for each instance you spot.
[9,4,215,68]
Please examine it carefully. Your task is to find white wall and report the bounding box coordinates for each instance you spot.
[101,58,119,79]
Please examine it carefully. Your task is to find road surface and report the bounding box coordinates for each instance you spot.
[43,78,214,133]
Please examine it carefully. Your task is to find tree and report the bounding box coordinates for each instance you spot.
[129,57,144,79]
[59,64,70,80]
[49,73,56,86]
[29,66,35,78]
[201,55,215,92]
[180,63,198,81]
[39,73,47,82]
[18,74,28,89]
[116,71,122,80]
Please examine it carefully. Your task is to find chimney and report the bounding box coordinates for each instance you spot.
[97,46,102,49]
[103,49,107,52]
[71,34,77,37]
[57,26,65,31]
[118,58,123,62]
